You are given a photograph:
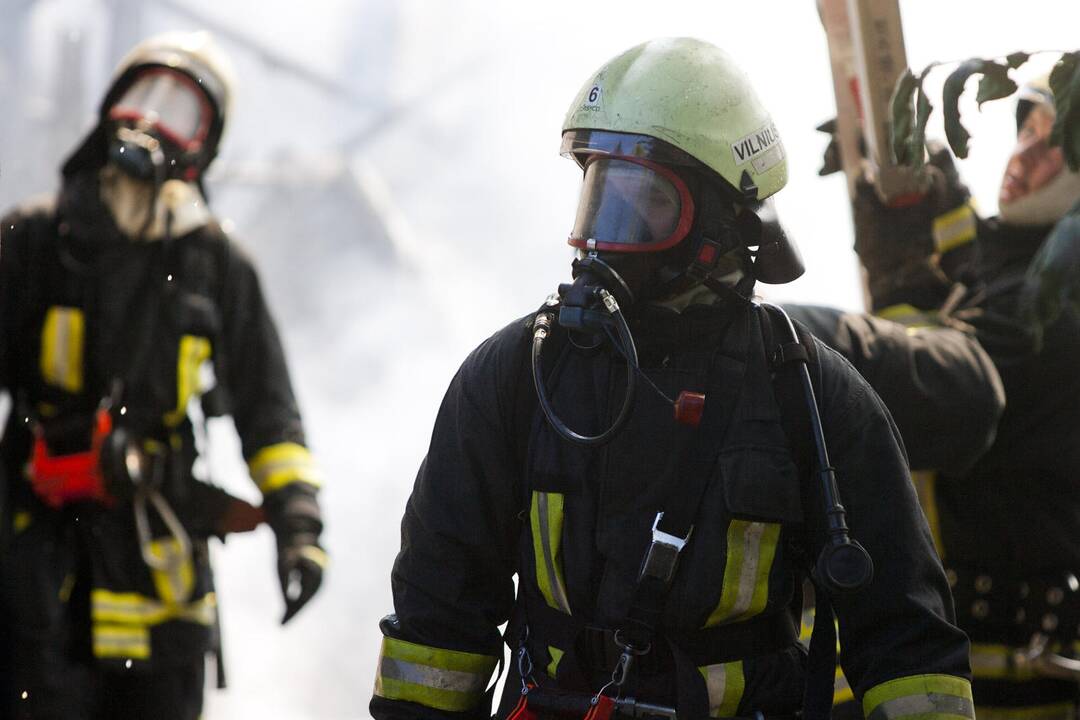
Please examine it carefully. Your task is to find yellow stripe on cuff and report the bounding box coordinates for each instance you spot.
[374,637,497,712]
[249,442,322,494]
[863,674,974,720]
[933,203,977,254]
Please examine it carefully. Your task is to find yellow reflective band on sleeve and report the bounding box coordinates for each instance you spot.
[704,520,780,627]
[969,642,1039,682]
[164,335,212,427]
[91,589,217,627]
[147,538,195,605]
[911,471,944,557]
[530,491,572,614]
[863,674,974,720]
[40,306,85,393]
[249,442,322,494]
[875,304,938,329]
[699,660,745,717]
[92,624,150,660]
[933,203,977,254]
[374,637,498,713]
[973,703,1076,720]
[547,646,564,678]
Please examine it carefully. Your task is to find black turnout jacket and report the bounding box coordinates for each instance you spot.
[372,297,973,719]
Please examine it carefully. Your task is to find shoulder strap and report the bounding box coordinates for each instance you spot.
[759,304,818,498]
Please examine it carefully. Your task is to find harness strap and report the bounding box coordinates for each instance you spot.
[622,306,752,650]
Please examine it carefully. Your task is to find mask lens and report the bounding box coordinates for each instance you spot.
[109,69,209,149]
[569,157,690,251]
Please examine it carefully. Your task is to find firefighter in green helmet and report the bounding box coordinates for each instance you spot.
[0,31,326,719]
[371,37,973,719]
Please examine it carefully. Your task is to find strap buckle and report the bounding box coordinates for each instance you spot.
[651,512,692,552]
[639,513,693,584]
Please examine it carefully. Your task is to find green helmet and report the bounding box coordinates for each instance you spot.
[562,37,787,202]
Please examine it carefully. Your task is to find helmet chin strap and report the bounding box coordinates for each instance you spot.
[1000,167,1080,227]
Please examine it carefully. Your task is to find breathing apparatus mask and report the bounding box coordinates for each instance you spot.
[532,131,805,445]
[105,67,217,184]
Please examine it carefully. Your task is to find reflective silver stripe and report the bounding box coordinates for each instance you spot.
[378,656,487,694]
[537,492,571,614]
[731,521,765,617]
[866,693,974,720]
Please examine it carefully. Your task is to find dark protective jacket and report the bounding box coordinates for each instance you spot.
[787,216,1080,709]
[0,173,320,696]
[371,298,973,719]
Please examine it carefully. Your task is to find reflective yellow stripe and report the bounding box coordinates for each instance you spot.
[374,637,497,713]
[92,624,150,660]
[704,520,780,627]
[969,643,1039,681]
[40,306,85,393]
[974,703,1076,720]
[299,545,329,569]
[249,442,322,494]
[699,660,745,717]
[91,589,217,627]
[834,666,855,704]
[911,471,944,556]
[164,335,212,427]
[933,203,977,254]
[863,674,974,719]
[547,646,564,678]
[12,511,31,535]
[530,491,571,614]
[875,304,938,329]
[147,538,195,605]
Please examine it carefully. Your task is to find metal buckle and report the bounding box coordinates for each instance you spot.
[651,512,692,552]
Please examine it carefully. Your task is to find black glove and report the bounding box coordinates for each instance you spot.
[1019,204,1080,350]
[265,486,326,624]
[853,143,971,311]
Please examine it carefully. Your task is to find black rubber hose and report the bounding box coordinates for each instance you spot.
[531,308,638,446]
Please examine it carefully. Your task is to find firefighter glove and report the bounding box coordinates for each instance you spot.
[265,486,326,624]
[853,143,970,311]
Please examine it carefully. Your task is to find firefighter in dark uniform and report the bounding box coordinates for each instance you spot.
[0,32,326,719]
[788,75,1080,717]
[370,38,974,720]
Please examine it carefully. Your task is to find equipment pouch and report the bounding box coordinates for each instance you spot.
[719,445,803,523]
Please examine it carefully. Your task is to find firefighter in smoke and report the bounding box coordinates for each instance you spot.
[371,37,974,720]
[0,31,326,719]
[788,74,1080,717]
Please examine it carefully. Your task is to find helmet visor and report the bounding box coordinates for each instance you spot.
[108,69,211,150]
[569,156,694,252]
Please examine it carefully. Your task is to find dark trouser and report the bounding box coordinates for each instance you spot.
[3,511,205,720]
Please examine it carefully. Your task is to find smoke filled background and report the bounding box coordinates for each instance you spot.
[0,1,1075,717]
